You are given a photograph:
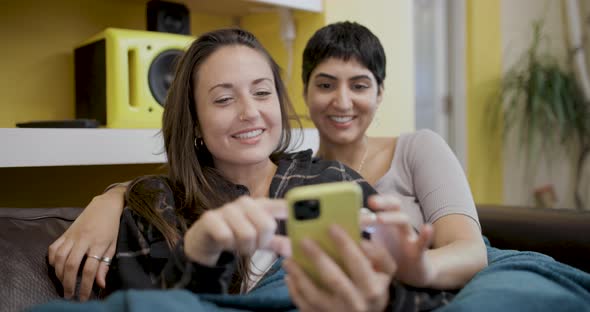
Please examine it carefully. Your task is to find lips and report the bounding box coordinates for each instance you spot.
[231,128,265,140]
[327,115,356,129]
[329,115,355,123]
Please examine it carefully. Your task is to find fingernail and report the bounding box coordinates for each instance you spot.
[282,260,291,273]
[300,238,313,251]
[373,196,386,206]
[328,224,338,235]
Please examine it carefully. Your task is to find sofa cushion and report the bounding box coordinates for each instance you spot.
[478,205,590,273]
[0,208,85,311]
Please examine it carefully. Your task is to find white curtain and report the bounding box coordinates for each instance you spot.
[564,0,590,209]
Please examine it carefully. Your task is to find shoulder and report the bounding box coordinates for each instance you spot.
[278,149,367,184]
[397,129,450,156]
[402,129,445,146]
[124,175,179,228]
[128,175,174,195]
[278,149,345,176]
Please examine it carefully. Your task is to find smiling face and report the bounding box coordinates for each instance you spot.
[305,57,383,145]
[194,45,282,169]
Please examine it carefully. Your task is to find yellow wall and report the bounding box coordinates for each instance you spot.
[240,11,325,128]
[0,164,165,208]
[0,0,233,128]
[465,0,504,204]
[324,0,415,136]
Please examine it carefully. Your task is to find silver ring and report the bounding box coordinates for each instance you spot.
[101,256,112,264]
[360,208,377,222]
[87,254,102,261]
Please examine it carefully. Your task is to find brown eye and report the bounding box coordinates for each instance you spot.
[214,97,232,104]
[352,84,369,90]
[254,91,271,97]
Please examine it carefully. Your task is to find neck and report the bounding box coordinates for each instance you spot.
[215,159,277,198]
[317,135,368,172]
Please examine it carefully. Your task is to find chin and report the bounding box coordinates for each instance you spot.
[239,148,275,163]
[325,130,359,145]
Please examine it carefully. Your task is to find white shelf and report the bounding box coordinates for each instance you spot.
[129,0,322,17]
[0,128,165,167]
[0,128,319,168]
[248,0,323,12]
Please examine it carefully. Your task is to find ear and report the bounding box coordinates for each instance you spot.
[376,85,384,106]
[302,84,310,107]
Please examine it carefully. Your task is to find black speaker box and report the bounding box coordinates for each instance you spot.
[147,0,191,35]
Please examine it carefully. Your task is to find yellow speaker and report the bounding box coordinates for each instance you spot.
[74,28,194,128]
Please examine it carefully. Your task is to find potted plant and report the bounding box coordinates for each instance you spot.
[488,20,590,209]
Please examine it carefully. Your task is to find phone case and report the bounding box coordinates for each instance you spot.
[285,181,362,287]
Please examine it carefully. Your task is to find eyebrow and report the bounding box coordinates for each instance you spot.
[314,73,372,81]
[208,77,273,93]
[209,83,233,93]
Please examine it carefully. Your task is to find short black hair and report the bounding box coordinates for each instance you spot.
[302,21,386,91]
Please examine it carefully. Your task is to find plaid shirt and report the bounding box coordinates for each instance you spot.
[105,150,376,295]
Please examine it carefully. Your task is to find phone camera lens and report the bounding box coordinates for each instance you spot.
[294,200,320,220]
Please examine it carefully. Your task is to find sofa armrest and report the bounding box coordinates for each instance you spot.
[0,207,85,311]
[477,204,590,272]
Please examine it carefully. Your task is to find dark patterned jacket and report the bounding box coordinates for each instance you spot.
[104,150,376,294]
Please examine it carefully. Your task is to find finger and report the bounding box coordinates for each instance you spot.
[255,198,288,220]
[200,211,235,250]
[375,211,414,237]
[188,211,234,265]
[360,240,397,276]
[285,275,313,312]
[48,236,66,267]
[264,235,292,257]
[54,239,75,282]
[299,239,365,307]
[77,248,105,301]
[61,242,91,299]
[222,203,258,255]
[283,259,332,311]
[359,209,378,229]
[329,225,375,290]
[368,195,401,212]
[417,223,434,250]
[96,240,116,289]
[243,201,277,248]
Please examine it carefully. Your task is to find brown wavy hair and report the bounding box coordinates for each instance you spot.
[126,28,300,293]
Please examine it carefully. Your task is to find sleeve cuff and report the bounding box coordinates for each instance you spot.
[162,238,236,293]
[103,181,131,193]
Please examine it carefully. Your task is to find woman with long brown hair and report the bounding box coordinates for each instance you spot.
[48,28,400,311]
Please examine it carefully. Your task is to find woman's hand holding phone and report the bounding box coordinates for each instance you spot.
[283,225,396,312]
[284,183,396,311]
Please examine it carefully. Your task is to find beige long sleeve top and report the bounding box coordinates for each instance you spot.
[374,129,480,230]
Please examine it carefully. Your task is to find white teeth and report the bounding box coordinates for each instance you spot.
[234,129,263,139]
[329,116,353,123]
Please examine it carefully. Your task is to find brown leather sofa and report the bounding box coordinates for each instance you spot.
[1,205,589,312]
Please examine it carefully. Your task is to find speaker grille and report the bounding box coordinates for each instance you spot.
[148,49,182,107]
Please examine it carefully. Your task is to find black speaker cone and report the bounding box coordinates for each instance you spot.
[148,49,182,107]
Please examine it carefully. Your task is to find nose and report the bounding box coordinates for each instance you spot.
[331,85,353,112]
[238,96,261,122]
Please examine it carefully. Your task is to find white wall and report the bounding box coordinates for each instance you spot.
[324,0,415,136]
[500,0,578,208]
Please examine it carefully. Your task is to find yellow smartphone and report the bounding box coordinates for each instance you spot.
[285,181,362,287]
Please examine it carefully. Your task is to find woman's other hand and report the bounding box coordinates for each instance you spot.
[364,195,436,288]
[47,185,126,301]
[284,225,396,312]
[183,196,290,266]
